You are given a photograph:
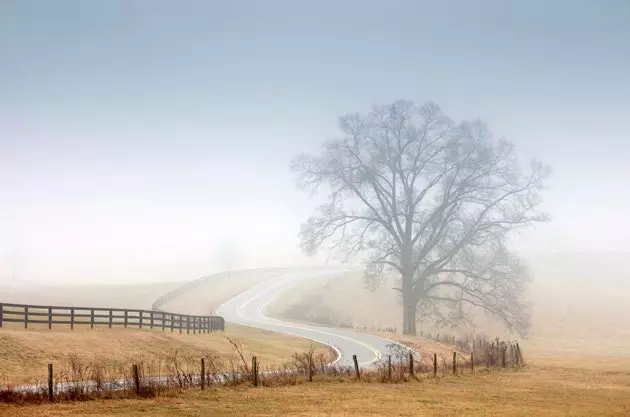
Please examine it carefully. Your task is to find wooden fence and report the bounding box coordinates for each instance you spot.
[1,342,524,403]
[0,302,224,333]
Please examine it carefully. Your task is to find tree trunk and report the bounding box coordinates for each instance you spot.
[401,273,417,335]
[403,300,417,335]
[401,254,417,336]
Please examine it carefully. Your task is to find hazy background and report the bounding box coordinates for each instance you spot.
[2,0,629,285]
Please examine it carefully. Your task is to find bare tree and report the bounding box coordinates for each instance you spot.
[292,100,549,335]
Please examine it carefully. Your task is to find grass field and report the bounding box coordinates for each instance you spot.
[1,362,629,416]
[2,254,629,415]
[0,270,330,387]
[0,324,330,386]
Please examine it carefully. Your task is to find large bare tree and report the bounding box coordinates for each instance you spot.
[292,100,549,335]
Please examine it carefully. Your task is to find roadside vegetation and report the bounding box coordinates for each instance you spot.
[2,355,628,416]
[0,324,330,386]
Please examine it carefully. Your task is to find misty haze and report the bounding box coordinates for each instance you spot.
[1,1,629,416]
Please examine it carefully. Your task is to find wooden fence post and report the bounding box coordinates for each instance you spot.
[48,307,53,330]
[179,315,182,334]
[90,309,95,329]
[70,308,75,330]
[353,354,360,381]
[133,364,140,395]
[502,346,507,368]
[453,352,457,375]
[512,345,516,365]
[124,310,128,328]
[24,306,28,329]
[516,343,522,364]
[0,303,3,328]
[150,311,154,330]
[162,313,166,332]
[48,363,54,402]
[187,316,190,334]
[139,311,143,329]
[201,358,206,390]
[388,354,392,381]
[433,353,437,377]
[308,353,313,382]
[471,352,474,373]
[408,351,414,378]
[252,356,258,387]
[109,309,113,329]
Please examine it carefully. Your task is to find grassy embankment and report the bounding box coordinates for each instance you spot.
[0,275,330,386]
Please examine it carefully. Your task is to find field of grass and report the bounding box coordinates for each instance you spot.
[2,254,629,415]
[1,362,629,416]
[0,324,330,386]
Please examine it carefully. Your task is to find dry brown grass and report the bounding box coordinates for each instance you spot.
[238,254,630,415]
[2,255,629,414]
[1,364,629,416]
[360,329,470,363]
[0,324,330,386]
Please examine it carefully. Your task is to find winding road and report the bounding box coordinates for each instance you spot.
[216,269,412,367]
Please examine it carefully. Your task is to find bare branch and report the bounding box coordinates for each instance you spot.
[292,99,549,335]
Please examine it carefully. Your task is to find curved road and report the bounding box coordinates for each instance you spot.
[216,270,412,367]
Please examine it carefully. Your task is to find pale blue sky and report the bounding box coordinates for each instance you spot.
[1,1,629,284]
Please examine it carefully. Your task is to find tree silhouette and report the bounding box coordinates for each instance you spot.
[292,100,549,335]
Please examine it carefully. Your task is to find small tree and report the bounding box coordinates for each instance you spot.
[292,100,549,335]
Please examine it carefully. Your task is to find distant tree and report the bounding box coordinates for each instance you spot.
[292,100,549,335]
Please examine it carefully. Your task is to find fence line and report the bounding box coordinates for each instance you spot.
[1,340,524,403]
[0,302,224,333]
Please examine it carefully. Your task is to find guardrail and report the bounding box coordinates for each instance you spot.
[0,302,224,333]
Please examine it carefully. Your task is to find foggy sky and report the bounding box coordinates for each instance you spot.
[1,1,629,284]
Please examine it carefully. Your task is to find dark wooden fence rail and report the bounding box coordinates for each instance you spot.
[0,302,224,333]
